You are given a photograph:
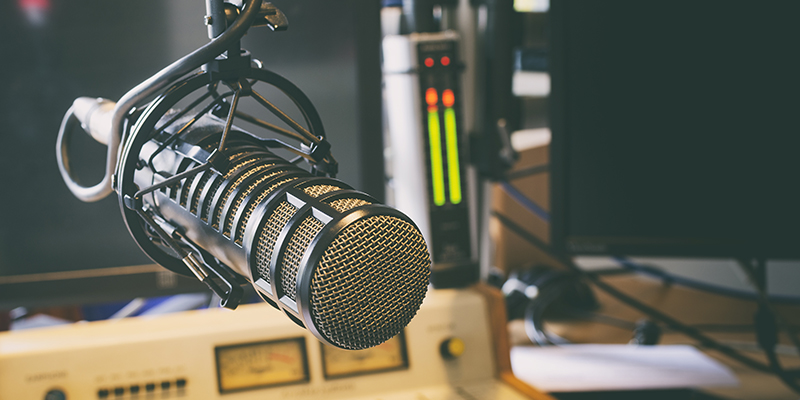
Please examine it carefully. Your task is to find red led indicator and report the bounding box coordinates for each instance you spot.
[426,88,438,106]
[424,57,435,68]
[442,89,455,107]
[441,56,451,66]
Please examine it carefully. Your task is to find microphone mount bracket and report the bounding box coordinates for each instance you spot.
[230,2,289,32]
[207,1,288,40]
[205,53,253,79]
[205,148,231,175]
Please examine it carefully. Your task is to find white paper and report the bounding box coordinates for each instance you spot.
[511,344,739,392]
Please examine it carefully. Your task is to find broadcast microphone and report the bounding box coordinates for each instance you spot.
[66,89,431,350]
[56,0,431,350]
[143,108,431,350]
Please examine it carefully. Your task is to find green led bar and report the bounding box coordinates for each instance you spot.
[444,107,462,204]
[428,106,446,206]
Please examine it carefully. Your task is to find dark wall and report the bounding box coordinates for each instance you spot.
[0,1,381,296]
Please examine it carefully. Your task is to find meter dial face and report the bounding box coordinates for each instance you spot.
[321,333,408,379]
[215,337,309,393]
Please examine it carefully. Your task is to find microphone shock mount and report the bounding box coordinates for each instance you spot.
[57,1,432,350]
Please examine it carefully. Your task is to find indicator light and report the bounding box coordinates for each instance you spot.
[425,88,438,106]
[441,56,451,66]
[424,57,434,68]
[442,89,455,108]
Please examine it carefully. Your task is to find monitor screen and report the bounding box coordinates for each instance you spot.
[549,0,800,258]
[0,0,381,308]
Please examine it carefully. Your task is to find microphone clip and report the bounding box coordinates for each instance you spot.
[205,148,231,175]
[302,138,338,176]
[217,1,289,33]
[204,50,254,81]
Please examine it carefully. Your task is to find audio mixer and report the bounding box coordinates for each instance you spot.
[0,288,552,400]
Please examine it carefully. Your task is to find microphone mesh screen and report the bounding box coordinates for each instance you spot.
[255,200,296,283]
[201,153,256,222]
[236,177,296,245]
[213,163,274,230]
[303,184,343,197]
[223,168,286,237]
[281,216,325,301]
[310,215,430,350]
[277,194,372,301]
[327,198,371,213]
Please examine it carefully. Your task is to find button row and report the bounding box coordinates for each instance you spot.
[97,378,187,398]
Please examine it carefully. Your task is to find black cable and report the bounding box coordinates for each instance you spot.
[737,259,800,357]
[766,349,800,393]
[738,259,800,394]
[614,256,800,305]
[490,210,786,374]
[523,280,572,345]
[560,308,800,336]
[689,323,800,333]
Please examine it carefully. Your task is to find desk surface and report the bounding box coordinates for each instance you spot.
[507,274,800,400]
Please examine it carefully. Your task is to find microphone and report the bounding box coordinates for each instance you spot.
[128,107,431,350]
[55,0,432,350]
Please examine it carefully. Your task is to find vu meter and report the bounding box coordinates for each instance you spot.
[215,334,408,393]
[215,337,309,393]
[383,31,478,288]
[321,334,408,378]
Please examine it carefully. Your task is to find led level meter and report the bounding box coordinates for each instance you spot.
[383,32,477,288]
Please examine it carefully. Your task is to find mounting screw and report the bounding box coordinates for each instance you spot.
[203,15,213,25]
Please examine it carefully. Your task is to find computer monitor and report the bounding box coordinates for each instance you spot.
[549,0,800,259]
[0,0,382,308]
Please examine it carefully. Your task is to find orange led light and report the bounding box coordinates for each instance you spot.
[442,89,455,107]
[441,56,451,66]
[424,57,434,68]
[426,88,438,106]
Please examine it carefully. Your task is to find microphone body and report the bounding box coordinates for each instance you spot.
[133,110,430,350]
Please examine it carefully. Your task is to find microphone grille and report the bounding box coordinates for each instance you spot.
[310,214,431,350]
[280,215,326,301]
[255,199,298,284]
